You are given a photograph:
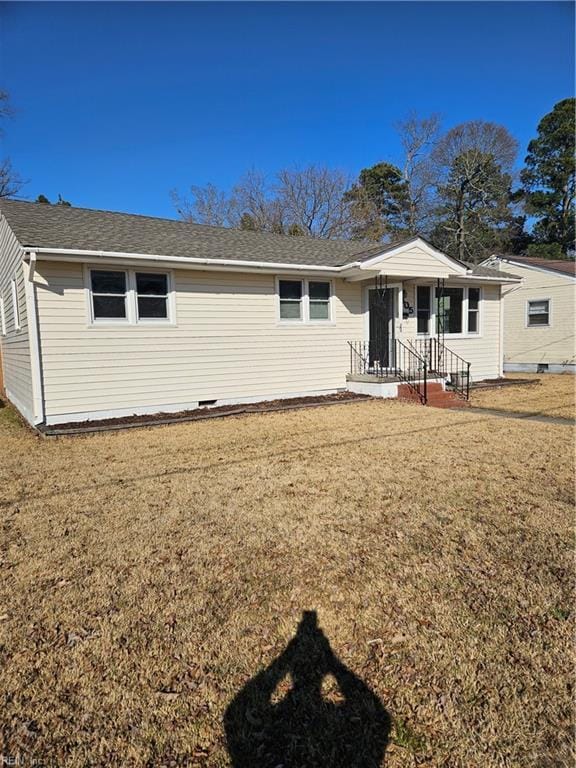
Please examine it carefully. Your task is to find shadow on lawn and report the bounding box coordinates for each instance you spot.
[224,611,390,767]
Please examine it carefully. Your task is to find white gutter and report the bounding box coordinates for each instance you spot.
[26,247,361,274]
[24,247,520,284]
[23,252,45,425]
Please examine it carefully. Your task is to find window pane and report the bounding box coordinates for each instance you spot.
[468,311,478,333]
[417,286,431,310]
[91,270,126,294]
[528,313,549,326]
[417,286,431,334]
[93,295,126,319]
[528,301,548,314]
[136,273,168,295]
[310,301,329,320]
[280,300,301,320]
[309,281,330,301]
[469,287,480,310]
[138,296,168,319]
[279,280,302,300]
[436,287,463,334]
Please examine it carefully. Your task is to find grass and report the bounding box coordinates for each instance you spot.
[0,396,574,767]
[470,373,575,420]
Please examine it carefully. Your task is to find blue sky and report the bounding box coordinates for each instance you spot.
[0,1,573,218]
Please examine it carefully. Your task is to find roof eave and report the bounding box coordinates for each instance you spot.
[24,246,359,274]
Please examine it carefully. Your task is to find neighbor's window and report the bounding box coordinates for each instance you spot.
[468,287,480,334]
[0,296,5,336]
[527,299,550,327]
[309,281,331,321]
[435,287,463,334]
[10,279,20,330]
[416,286,431,334]
[136,272,169,320]
[90,270,128,320]
[279,280,303,320]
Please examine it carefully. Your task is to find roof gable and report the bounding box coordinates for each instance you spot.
[358,237,468,277]
[488,255,576,280]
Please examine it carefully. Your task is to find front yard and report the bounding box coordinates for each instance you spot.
[0,385,574,767]
[470,373,575,420]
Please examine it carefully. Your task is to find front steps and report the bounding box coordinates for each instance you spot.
[397,382,468,409]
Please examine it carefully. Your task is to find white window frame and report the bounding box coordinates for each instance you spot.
[133,270,174,324]
[89,268,130,324]
[85,266,175,326]
[415,284,433,336]
[467,286,481,335]
[277,278,304,324]
[0,295,6,336]
[415,284,482,338]
[276,277,334,325]
[526,298,551,328]
[10,279,20,331]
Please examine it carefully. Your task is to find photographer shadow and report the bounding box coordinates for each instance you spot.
[224,610,390,767]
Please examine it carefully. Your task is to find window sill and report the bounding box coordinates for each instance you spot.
[416,332,482,340]
[277,321,335,327]
[87,321,177,329]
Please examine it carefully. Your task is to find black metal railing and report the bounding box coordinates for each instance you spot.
[348,339,428,404]
[407,337,471,400]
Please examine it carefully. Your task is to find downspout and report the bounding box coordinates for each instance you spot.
[24,251,45,425]
[498,284,504,377]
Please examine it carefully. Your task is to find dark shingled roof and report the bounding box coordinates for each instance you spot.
[0,199,512,279]
[495,254,576,278]
[0,199,385,268]
[462,262,521,280]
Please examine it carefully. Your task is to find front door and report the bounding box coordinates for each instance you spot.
[369,288,395,369]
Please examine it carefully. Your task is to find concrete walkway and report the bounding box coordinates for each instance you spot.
[456,406,575,426]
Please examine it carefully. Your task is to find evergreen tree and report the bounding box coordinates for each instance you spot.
[520,98,575,255]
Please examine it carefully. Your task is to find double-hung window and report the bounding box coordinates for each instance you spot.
[90,270,128,321]
[527,299,550,327]
[467,288,480,334]
[279,280,303,321]
[309,281,331,321]
[136,272,169,321]
[278,279,332,323]
[88,268,173,324]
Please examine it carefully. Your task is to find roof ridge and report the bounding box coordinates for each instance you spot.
[0,198,372,250]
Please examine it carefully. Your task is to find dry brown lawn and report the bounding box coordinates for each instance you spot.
[0,397,574,767]
[470,373,575,420]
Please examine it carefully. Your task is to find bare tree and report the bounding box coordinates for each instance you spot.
[170,183,239,227]
[173,165,356,239]
[430,121,519,260]
[395,112,441,234]
[0,90,24,199]
[276,165,354,239]
[232,170,285,233]
[0,158,24,199]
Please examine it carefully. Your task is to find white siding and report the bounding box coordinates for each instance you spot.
[400,282,503,381]
[376,245,463,278]
[0,215,33,422]
[35,262,364,422]
[497,262,575,367]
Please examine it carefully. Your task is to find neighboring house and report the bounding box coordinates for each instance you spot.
[0,200,519,426]
[482,255,576,374]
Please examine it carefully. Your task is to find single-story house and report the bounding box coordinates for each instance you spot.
[0,199,520,426]
[481,255,575,374]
